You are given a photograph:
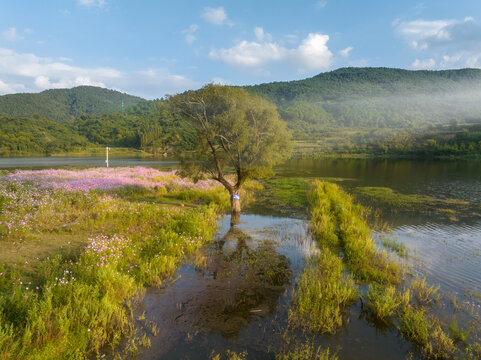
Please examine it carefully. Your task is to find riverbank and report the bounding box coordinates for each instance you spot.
[0,146,155,158]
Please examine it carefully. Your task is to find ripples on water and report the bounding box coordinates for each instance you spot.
[391,222,481,295]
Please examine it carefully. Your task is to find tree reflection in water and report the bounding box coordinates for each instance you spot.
[175,225,291,338]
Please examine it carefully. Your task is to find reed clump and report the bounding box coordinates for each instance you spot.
[307,180,403,285]
[289,250,358,334]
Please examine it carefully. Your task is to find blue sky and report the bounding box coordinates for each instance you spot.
[1,0,481,99]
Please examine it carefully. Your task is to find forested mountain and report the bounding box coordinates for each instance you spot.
[0,86,144,122]
[1,68,481,156]
[246,67,481,139]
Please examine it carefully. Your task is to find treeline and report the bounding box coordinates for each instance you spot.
[330,122,481,157]
[75,100,196,154]
[0,116,89,155]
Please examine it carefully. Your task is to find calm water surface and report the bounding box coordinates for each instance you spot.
[3,156,481,358]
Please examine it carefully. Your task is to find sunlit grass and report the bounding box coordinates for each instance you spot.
[0,167,225,359]
[307,180,403,284]
[289,250,358,334]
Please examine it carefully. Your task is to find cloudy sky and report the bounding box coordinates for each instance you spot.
[1,0,481,99]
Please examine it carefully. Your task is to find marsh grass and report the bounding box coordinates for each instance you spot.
[365,284,401,323]
[266,178,309,208]
[276,341,339,360]
[354,186,471,220]
[210,350,248,360]
[411,276,440,306]
[449,315,469,343]
[307,180,403,285]
[289,250,358,334]
[380,235,409,257]
[399,306,455,359]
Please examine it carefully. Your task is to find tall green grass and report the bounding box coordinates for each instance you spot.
[0,182,222,359]
[307,180,403,284]
[289,250,358,333]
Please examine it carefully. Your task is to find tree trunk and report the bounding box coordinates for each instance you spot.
[230,191,241,226]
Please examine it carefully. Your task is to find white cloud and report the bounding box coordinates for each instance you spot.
[77,0,106,8]
[1,28,24,42]
[316,1,327,8]
[293,33,332,71]
[396,17,481,68]
[133,69,199,97]
[254,27,272,42]
[34,75,105,89]
[182,24,199,44]
[0,48,197,98]
[201,7,232,26]
[0,47,121,93]
[339,46,353,58]
[411,58,436,69]
[210,41,286,68]
[209,32,332,72]
[0,79,25,93]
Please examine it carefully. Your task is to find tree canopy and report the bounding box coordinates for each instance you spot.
[170,84,292,213]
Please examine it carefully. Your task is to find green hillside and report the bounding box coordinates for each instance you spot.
[0,86,144,122]
[0,116,89,155]
[246,67,481,139]
[1,68,481,157]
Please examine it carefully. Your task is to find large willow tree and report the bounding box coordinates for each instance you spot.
[170,84,292,217]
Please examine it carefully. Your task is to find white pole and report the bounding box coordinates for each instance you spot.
[106,147,109,168]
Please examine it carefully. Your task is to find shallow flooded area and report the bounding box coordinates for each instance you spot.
[137,215,414,359]
[2,157,480,358]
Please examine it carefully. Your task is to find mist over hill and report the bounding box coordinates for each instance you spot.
[246,67,481,139]
[1,68,481,156]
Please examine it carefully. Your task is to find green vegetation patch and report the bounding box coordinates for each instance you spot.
[0,170,225,359]
[355,186,469,212]
[289,250,358,334]
[266,177,309,208]
[307,181,403,284]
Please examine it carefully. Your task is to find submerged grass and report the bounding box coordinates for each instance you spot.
[289,250,358,334]
[276,341,339,360]
[295,179,471,359]
[354,186,472,220]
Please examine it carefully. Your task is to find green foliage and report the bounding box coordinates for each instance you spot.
[399,307,455,359]
[170,84,292,204]
[210,350,248,360]
[380,236,409,257]
[0,86,143,122]
[0,178,224,358]
[410,276,440,306]
[247,67,481,134]
[365,284,401,322]
[276,342,338,360]
[289,250,358,334]
[0,116,89,155]
[266,177,308,208]
[449,315,469,343]
[307,180,403,284]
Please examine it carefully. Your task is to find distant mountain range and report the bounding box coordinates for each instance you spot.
[0,86,145,122]
[1,67,481,155]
